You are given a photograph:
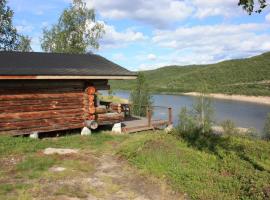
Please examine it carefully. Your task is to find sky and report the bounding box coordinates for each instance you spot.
[8,0,270,71]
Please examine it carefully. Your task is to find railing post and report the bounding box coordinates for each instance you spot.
[147,107,152,127]
[168,107,172,125]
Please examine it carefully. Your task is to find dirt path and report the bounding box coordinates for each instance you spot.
[42,150,184,200]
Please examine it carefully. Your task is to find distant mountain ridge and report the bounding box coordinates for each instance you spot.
[111,52,270,96]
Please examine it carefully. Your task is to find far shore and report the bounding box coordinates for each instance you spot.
[183,92,270,105]
[114,89,270,105]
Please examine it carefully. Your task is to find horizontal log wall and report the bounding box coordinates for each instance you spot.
[0,80,96,136]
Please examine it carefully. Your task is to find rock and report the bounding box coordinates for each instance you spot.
[29,132,39,139]
[112,123,122,134]
[165,124,174,133]
[49,167,66,172]
[43,148,79,155]
[81,127,91,136]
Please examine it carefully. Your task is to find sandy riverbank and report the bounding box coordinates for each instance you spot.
[183,92,270,105]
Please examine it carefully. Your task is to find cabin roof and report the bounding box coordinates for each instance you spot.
[0,51,136,80]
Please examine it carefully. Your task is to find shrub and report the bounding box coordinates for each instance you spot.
[263,113,270,140]
[177,89,215,137]
[221,120,238,136]
[192,93,214,133]
[177,106,196,136]
[246,128,260,139]
[130,72,153,117]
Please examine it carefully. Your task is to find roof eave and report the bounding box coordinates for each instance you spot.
[0,75,137,80]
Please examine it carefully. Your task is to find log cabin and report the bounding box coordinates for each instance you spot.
[0,51,137,136]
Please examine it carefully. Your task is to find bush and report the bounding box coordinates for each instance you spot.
[130,72,153,117]
[192,93,214,133]
[246,128,260,139]
[177,90,214,138]
[263,113,270,140]
[221,120,238,136]
[177,106,196,136]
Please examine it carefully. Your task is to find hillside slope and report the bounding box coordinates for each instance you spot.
[111,52,270,96]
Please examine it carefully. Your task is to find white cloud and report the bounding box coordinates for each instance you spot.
[153,23,270,51]
[87,21,147,49]
[86,0,194,28]
[86,0,248,27]
[147,54,157,60]
[135,23,270,69]
[266,13,270,23]
[191,0,241,19]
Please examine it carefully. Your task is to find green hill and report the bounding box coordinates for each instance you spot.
[111,52,270,96]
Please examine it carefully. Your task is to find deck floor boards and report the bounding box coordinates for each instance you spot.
[122,117,169,133]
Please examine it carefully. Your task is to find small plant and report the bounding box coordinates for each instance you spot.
[262,113,270,140]
[246,128,260,139]
[130,72,153,117]
[177,106,196,136]
[108,88,114,99]
[221,120,238,136]
[192,94,214,133]
[176,84,215,138]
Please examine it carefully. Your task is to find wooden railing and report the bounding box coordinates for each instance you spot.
[129,104,173,127]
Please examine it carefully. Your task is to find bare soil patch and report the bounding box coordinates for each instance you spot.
[0,147,183,199]
[40,152,184,200]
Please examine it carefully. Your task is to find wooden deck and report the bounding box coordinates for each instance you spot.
[121,116,170,133]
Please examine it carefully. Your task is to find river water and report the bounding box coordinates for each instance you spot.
[112,91,270,134]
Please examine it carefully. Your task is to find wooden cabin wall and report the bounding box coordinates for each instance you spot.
[0,80,108,136]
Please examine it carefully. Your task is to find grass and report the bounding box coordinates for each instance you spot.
[118,132,270,200]
[0,132,126,156]
[0,132,128,199]
[111,51,270,96]
[98,95,129,104]
[0,131,269,199]
[16,156,57,179]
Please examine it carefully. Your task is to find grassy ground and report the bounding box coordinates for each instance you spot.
[98,95,129,104]
[119,132,270,200]
[0,131,269,199]
[0,132,128,200]
[111,52,270,96]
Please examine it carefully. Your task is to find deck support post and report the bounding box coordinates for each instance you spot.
[112,123,122,134]
[81,127,91,136]
[168,107,172,125]
[147,108,152,127]
[29,132,39,139]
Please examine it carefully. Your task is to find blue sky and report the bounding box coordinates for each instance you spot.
[8,0,270,71]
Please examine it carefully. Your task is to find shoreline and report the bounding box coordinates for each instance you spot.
[182,92,270,105]
[115,90,270,106]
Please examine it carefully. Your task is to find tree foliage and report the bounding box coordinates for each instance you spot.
[17,35,32,52]
[111,52,270,96]
[238,0,268,14]
[263,113,270,140]
[41,0,104,54]
[177,85,214,135]
[0,0,19,51]
[0,0,32,51]
[178,106,196,134]
[221,120,238,136]
[130,72,153,117]
[192,94,214,133]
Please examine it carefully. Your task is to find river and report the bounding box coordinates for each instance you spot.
[112,91,270,134]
